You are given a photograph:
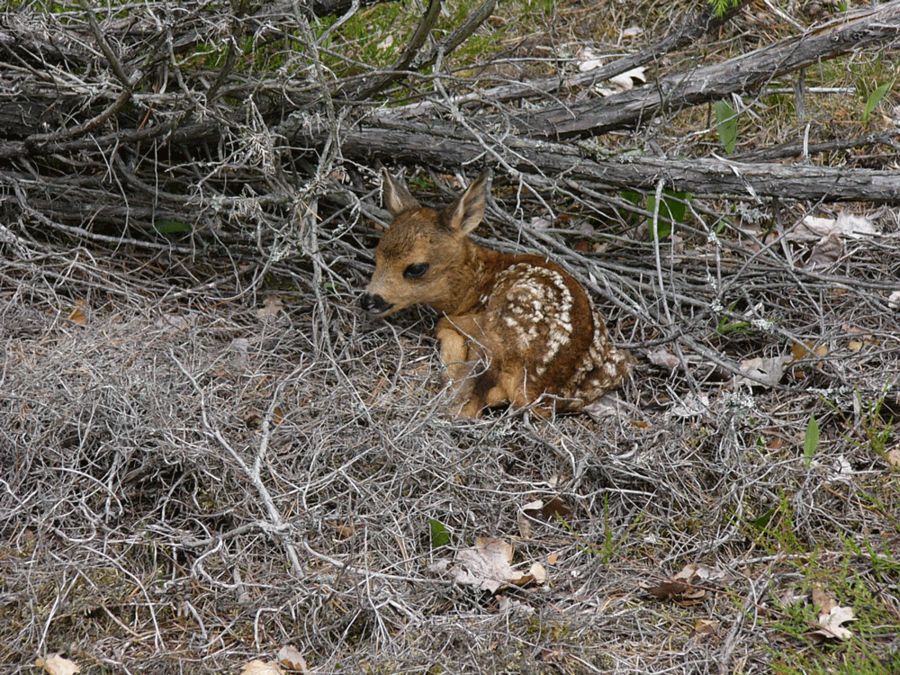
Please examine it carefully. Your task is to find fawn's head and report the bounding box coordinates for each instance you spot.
[360,169,490,317]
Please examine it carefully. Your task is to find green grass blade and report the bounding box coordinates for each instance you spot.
[429,518,450,549]
[714,100,738,154]
[804,416,820,467]
[863,82,891,123]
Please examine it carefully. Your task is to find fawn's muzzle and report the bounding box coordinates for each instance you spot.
[359,293,392,315]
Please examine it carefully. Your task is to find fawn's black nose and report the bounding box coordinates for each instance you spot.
[359,293,391,314]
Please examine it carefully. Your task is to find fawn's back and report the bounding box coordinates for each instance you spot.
[360,170,630,416]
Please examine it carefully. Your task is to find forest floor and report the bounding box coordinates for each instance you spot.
[2,1,899,673]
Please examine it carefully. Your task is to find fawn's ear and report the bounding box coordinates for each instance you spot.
[382,169,420,216]
[445,170,490,236]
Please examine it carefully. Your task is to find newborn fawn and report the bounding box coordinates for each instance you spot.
[360,170,631,417]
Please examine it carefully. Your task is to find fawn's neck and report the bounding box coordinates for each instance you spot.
[434,241,521,316]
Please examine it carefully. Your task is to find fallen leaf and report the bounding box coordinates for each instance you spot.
[648,348,680,370]
[645,563,724,601]
[272,406,285,425]
[573,240,592,253]
[257,295,284,320]
[376,34,394,51]
[693,618,720,635]
[645,578,705,600]
[528,562,547,584]
[888,290,900,310]
[606,66,646,92]
[848,340,863,352]
[583,391,626,418]
[35,654,80,675]
[547,551,560,565]
[811,584,837,614]
[790,340,828,362]
[529,216,553,230]
[806,231,844,269]
[496,595,535,614]
[828,455,853,483]
[887,447,900,468]
[452,537,519,593]
[576,47,605,72]
[522,497,571,521]
[812,605,856,641]
[441,537,541,593]
[669,393,710,418]
[794,212,877,241]
[277,645,308,672]
[240,660,283,675]
[326,520,355,540]
[68,299,88,325]
[736,356,790,388]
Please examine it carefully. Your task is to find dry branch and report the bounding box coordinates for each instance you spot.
[326,120,900,203]
[513,2,900,138]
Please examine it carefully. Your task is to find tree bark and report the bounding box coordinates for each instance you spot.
[333,120,900,203]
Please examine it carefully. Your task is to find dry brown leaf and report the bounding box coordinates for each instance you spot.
[645,579,703,600]
[693,618,720,635]
[36,654,80,675]
[444,536,545,593]
[276,645,308,672]
[648,348,680,370]
[529,562,547,584]
[791,340,828,362]
[516,511,533,539]
[68,299,88,326]
[810,585,855,641]
[794,213,877,241]
[240,660,284,675]
[547,551,560,566]
[451,537,521,593]
[848,340,863,353]
[888,290,900,310]
[806,231,844,269]
[886,447,900,468]
[812,605,856,641]
[272,406,285,425]
[257,295,284,320]
[811,584,837,614]
[519,497,571,537]
[669,393,710,418]
[736,355,789,388]
[326,520,355,540]
[646,563,723,601]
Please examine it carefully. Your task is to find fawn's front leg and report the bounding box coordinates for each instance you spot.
[436,315,493,417]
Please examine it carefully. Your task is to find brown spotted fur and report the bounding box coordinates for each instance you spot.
[363,169,631,417]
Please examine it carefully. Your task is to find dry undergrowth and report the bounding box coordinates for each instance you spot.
[2,1,899,673]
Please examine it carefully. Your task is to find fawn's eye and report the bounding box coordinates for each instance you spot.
[403,263,429,279]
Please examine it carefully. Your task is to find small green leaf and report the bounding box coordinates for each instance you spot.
[620,190,643,206]
[716,317,751,335]
[154,218,192,235]
[428,518,450,549]
[803,416,820,466]
[862,82,891,123]
[714,100,738,154]
[749,507,776,530]
[647,190,690,240]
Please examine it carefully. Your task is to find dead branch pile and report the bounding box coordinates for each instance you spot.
[1,1,899,673]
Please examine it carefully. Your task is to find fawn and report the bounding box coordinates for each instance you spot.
[360,169,631,417]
